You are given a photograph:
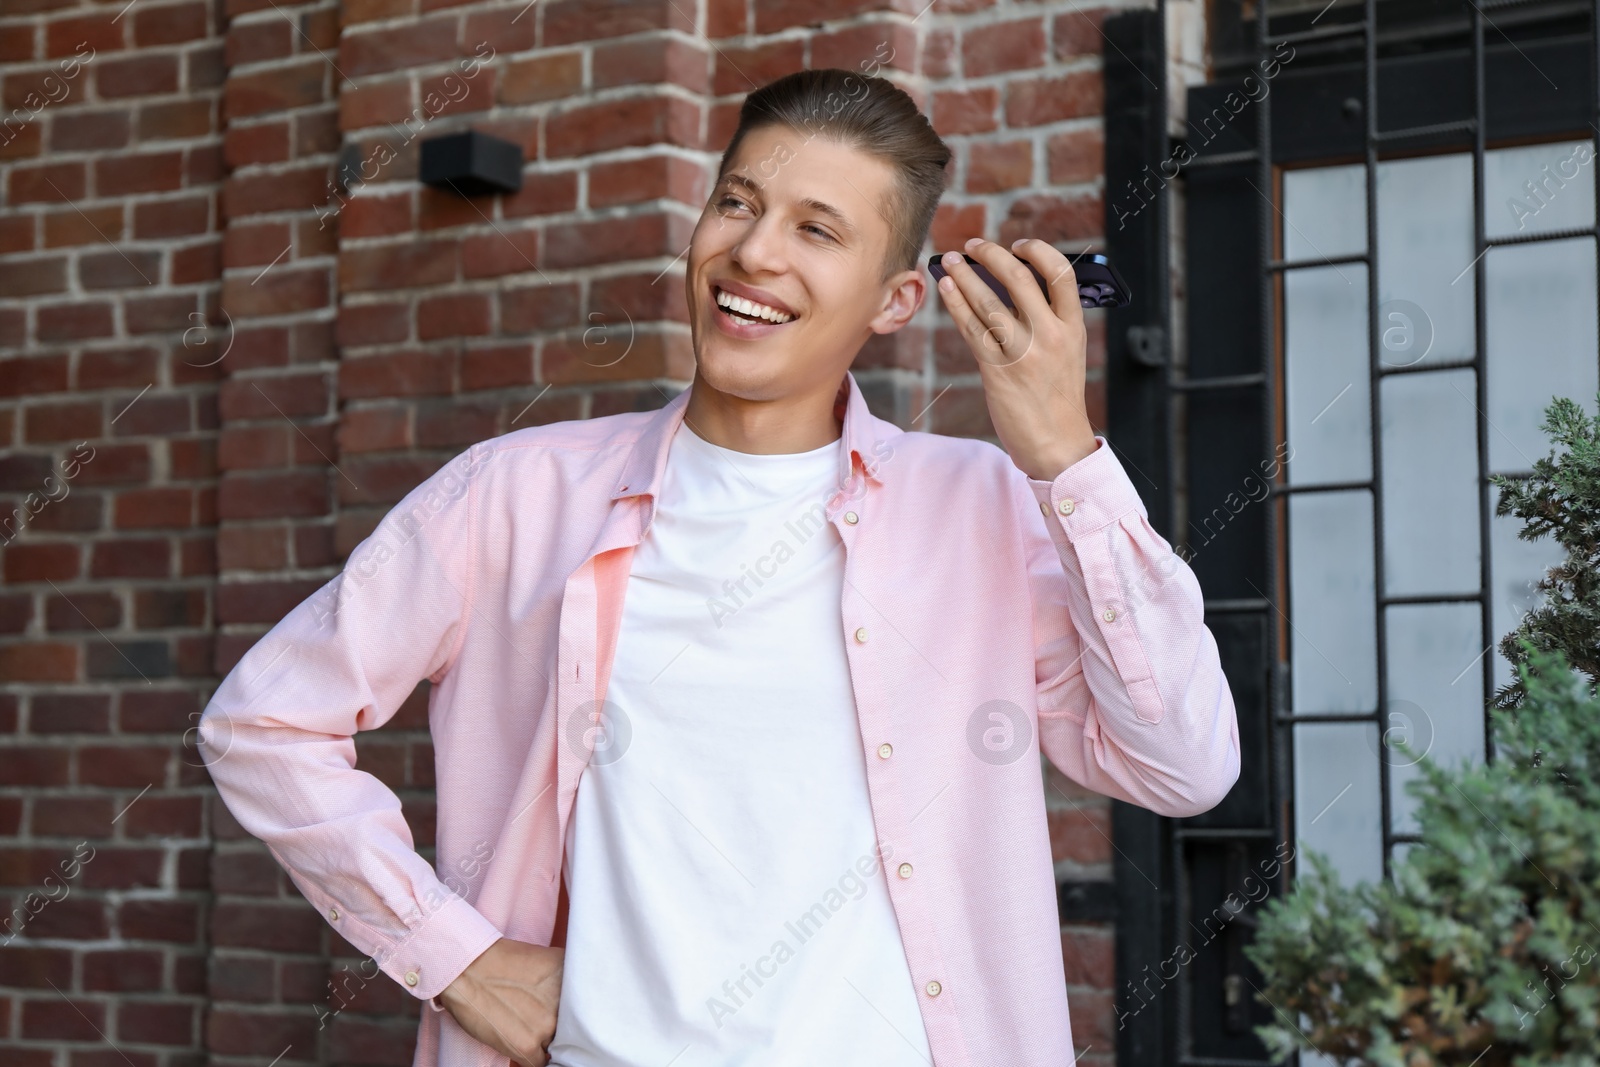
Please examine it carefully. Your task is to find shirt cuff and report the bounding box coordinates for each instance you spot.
[373,889,505,1004]
[1025,436,1147,540]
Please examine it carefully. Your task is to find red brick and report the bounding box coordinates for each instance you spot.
[133,194,211,238]
[500,170,578,219]
[121,795,204,838]
[1005,70,1104,128]
[91,538,170,578]
[30,793,114,833]
[336,300,411,348]
[210,900,324,952]
[1054,7,1114,61]
[79,248,162,289]
[224,17,292,66]
[337,406,410,453]
[1061,925,1114,987]
[84,949,164,992]
[222,118,290,167]
[809,21,916,74]
[543,211,681,269]
[1048,801,1112,865]
[933,87,998,136]
[1048,126,1105,185]
[217,372,328,421]
[114,487,193,529]
[217,470,329,520]
[712,38,802,95]
[214,577,323,624]
[589,155,704,210]
[967,139,1033,193]
[42,203,126,248]
[999,192,1102,245]
[222,163,330,219]
[224,58,325,120]
[338,16,457,78]
[963,17,1045,76]
[137,97,213,140]
[419,66,496,118]
[339,350,453,399]
[543,0,693,45]
[118,897,199,940]
[45,13,124,58]
[593,36,709,93]
[418,292,492,340]
[0,25,35,62]
[501,282,579,333]
[0,256,67,297]
[339,240,457,291]
[36,299,112,341]
[132,1,209,47]
[416,398,497,447]
[461,343,534,391]
[45,589,121,631]
[545,94,700,158]
[73,443,153,487]
[0,643,77,682]
[8,161,86,203]
[0,745,72,784]
[221,265,329,317]
[340,79,413,130]
[217,524,288,571]
[94,150,184,196]
[499,51,582,106]
[78,347,159,389]
[50,109,130,152]
[96,53,180,98]
[23,401,101,443]
[462,6,535,54]
[3,542,81,583]
[21,996,106,1041]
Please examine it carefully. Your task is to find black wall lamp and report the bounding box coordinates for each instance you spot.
[418,129,523,196]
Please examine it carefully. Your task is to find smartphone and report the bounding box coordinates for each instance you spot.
[927,251,1132,310]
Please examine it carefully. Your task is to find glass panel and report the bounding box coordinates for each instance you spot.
[1288,490,1378,714]
[1484,140,1596,241]
[1285,265,1372,486]
[1376,153,1475,366]
[1283,162,1367,261]
[1384,603,1485,834]
[1294,720,1383,887]
[1488,509,1567,696]
[1379,368,1480,596]
[1484,238,1600,474]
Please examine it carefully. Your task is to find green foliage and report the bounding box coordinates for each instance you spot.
[1488,393,1600,710]
[1246,394,1600,1066]
[1246,646,1600,1066]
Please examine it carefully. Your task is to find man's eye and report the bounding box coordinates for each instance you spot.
[803,224,834,242]
[717,195,746,210]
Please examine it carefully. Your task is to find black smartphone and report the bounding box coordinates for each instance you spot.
[927,251,1132,310]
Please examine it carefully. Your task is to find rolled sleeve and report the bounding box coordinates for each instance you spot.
[1018,436,1241,818]
[199,444,505,1006]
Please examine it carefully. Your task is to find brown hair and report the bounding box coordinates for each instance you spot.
[717,68,953,283]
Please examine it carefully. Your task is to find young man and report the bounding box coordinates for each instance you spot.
[199,69,1239,1067]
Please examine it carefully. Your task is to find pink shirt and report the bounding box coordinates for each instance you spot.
[198,369,1240,1067]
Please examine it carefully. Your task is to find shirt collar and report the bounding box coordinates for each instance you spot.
[609,369,891,505]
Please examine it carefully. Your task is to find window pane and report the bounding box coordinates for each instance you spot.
[1294,720,1383,886]
[1288,490,1378,714]
[1384,603,1485,835]
[1376,153,1476,366]
[1283,162,1367,260]
[1485,238,1600,474]
[1285,265,1372,486]
[1484,140,1596,241]
[1379,368,1480,596]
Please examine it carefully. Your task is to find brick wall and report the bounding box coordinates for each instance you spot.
[2,0,1118,1063]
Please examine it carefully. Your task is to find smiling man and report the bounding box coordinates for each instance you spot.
[198,68,1239,1067]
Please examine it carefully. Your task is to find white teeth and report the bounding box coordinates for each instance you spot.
[715,287,794,324]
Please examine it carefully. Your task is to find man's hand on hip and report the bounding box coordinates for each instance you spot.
[437,938,564,1067]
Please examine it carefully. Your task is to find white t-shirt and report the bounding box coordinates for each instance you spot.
[547,418,932,1067]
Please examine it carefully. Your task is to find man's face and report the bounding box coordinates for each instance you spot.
[685,124,925,402]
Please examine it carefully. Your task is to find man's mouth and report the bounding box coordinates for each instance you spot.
[712,285,798,326]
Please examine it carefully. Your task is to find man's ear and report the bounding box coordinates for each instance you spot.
[868,267,926,335]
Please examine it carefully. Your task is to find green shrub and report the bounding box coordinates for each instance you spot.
[1246,394,1600,1067]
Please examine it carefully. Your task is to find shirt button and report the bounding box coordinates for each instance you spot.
[1057,498,1075,515]
[1103,607,1118,623]
[877,742,892,759]
[898,862,913,878]
[328,907,339,921]
[854,627,868,643]
[404,970,419,987]
[1039,500,1050,517]
[925,980,942,997]
[844,510,859,524]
